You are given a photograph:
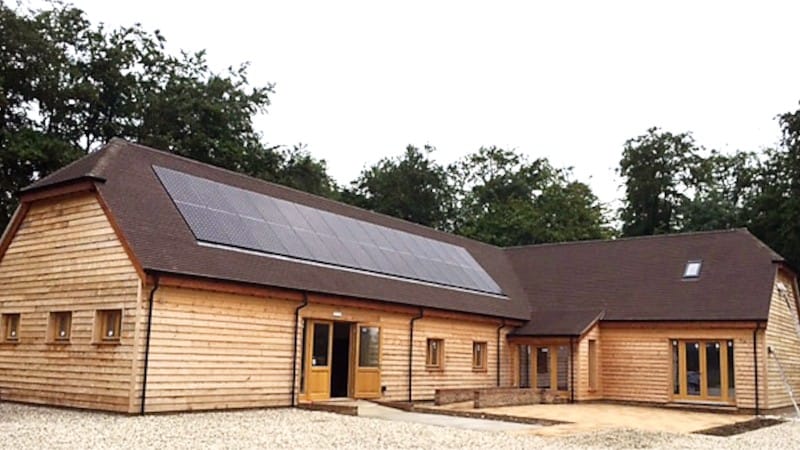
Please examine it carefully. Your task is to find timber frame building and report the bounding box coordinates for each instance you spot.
[1,139,798,414]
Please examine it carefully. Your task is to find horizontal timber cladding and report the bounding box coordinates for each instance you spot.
[138,284,514,411]
[764,268,800,410]
[410,316,512,401]
[140,285,299,413]
[598,324,764,409]
[575,324,602,401]
[0,193,142,413]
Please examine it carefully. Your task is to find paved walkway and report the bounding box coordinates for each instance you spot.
[464,403,752,436]
[357,401,539,432]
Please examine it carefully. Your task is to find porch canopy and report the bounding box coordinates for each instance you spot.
[512,309,604,338]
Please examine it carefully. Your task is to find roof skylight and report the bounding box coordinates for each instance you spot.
[683,260,702,278]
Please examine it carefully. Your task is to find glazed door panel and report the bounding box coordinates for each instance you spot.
[672,339,732,403]
[353,325,381,398]
[305,321,333,401]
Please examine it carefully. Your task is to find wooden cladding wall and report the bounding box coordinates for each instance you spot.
[141,286,298,413]
[0,194,142,412]
[575,325,602,401]
[409,317,512,401]
[764,269,800,409]
[599,326,763,409]
[138,286,510,411]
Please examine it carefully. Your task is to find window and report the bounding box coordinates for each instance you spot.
[672,338,735,402]
[2,313,20,342]
[426,338,444,369]
[556,346,569,391]
[472,341,487,370]
[683,260,702,278]
[536,347,550,389]
[312,322,330,367]
[672,340,680,395]
[96,309,122,342]
[534,345,571,392]
[358,326,380,367]
[49,311,72,342]
[727,340,735,399]
[588,339,598,391]
[518,345,531,388]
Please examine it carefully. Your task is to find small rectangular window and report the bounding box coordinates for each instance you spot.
[96,309,122,343]
[426,338,444,369]
[49,311,72,342]
[472,341,487,370]
[683,260,702,278]
[2,313,20,342]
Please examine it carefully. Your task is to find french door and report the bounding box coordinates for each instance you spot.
[305,320,333,401]
[672,339,735,403]
[302,320,382,401]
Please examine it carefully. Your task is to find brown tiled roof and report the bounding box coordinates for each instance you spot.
[22,139,786,324]
[26,139,531,320]
[506,230,783,322]
[510,309,604,337]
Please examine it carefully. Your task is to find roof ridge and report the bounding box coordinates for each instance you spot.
[504,228,748,252]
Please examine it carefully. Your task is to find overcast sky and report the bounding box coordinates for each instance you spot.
[63,0,800,205]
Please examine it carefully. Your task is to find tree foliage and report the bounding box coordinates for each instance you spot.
[618,128,701,236]
[342,145,454,229]
[747,106,800,268]
[618,102,800,268]
[0,2,333,231]
[450,147,611,246]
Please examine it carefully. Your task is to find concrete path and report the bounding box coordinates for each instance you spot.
[357,401,538,432]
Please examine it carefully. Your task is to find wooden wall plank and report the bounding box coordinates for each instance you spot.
[0,193,141,413]
[764,268,800,409]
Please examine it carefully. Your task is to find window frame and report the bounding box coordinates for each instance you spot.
[472,341,488,371]
[426,338,444,370]
[95,309,123,344]
[532,345,571,392]
[2,313,21,343]
[49,311,72,343]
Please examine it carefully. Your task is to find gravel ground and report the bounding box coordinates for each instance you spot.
[1,402,798,449]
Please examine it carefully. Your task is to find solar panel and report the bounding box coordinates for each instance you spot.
[154,166,504,295]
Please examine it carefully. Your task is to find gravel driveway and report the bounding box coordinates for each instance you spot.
[1,402,797,449]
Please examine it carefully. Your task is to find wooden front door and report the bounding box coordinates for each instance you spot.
[353,324,381,398]
[305,320,333,401]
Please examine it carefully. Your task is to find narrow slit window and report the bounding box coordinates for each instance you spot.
[426,338,444,369]
[96,309,122,342]
[472,341,487,370]
[3,313,20,342]
[683,261,702,278]
[49,312,72,342]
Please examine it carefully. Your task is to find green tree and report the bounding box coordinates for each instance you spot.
[748,103,800,268]
[0,2,333,231]
[342,145,454,229]
[679,150,759,232]
[450,146,610,246]
[618,128,701,236]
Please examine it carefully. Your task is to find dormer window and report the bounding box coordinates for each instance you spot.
[683,260,702,279]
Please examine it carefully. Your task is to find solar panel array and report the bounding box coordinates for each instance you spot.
[154,166,504,295]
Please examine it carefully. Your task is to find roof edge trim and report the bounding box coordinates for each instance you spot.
[20,175,106,194]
